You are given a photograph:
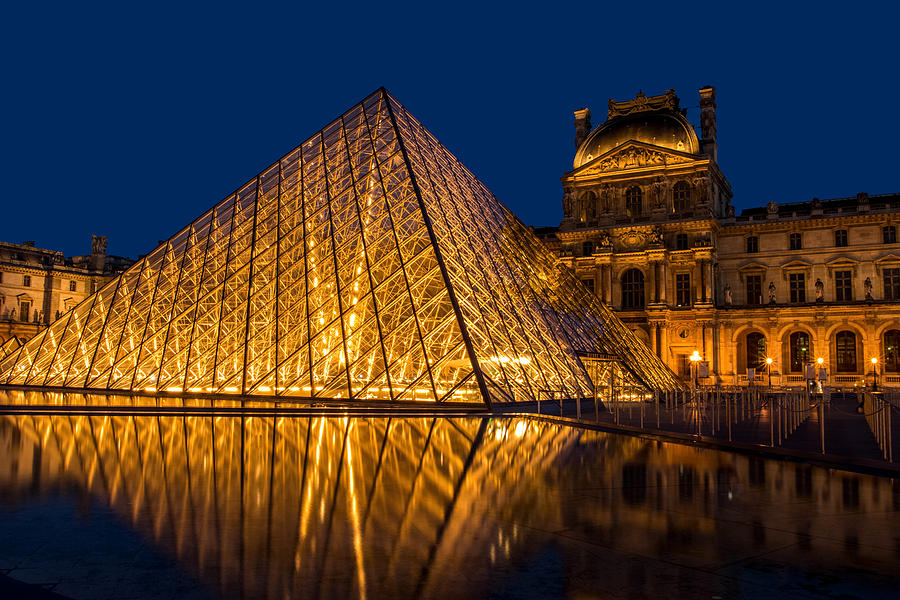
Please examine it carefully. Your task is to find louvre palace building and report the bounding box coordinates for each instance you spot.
[0,236,132,343]
[540,87,900,388]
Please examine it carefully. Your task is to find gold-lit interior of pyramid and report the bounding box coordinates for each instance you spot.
[0,89,683,403]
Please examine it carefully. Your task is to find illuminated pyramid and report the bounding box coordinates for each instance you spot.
[0,89,681,405]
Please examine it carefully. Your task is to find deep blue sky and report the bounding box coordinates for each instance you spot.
[2,3,896,259]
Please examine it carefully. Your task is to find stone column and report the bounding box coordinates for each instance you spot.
[650,324,658,358]
[659,324,668,365]
[604,265,613,304]
[658,262,667,304]
[712,322,720,381]
[691,261,703,304]
[699,260,708,302]
[648,262,657,304]
[705,261,714,303]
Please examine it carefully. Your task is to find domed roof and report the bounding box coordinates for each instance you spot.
[573,110,699,170]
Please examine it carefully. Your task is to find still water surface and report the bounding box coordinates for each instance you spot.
[0,391,898,599]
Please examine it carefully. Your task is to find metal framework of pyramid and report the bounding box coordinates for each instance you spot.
[0,89,682,406]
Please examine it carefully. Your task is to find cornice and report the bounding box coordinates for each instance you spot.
[557,218,719,241]
[722,211,898,232]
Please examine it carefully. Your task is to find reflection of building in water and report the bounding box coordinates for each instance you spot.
[0,394,897,598]
[543,87,900,389]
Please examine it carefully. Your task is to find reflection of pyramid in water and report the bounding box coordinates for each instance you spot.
[0,89,681,404]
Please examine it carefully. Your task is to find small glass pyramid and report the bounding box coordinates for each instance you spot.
[0,89,682,405]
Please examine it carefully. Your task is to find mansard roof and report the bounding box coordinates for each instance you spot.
[734,193,900,222]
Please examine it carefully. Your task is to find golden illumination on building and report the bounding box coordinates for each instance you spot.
[0,89,681,404]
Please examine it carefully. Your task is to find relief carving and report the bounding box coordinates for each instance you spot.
[597,147,687,172]
[607,89,680,119]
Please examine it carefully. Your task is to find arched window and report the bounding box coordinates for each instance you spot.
[884,330,900,372]
[789,331,812,373]
[621,269,645,309]
[746,332,767,371]
[673,180,691,214]
[625,187,642,218]
[835,331,857,373]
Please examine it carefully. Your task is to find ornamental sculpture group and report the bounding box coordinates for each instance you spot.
[722,276,872,305]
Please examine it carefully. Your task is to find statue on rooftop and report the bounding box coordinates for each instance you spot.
[91,234,108,255]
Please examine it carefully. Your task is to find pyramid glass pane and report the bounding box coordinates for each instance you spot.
[0,89,683,405]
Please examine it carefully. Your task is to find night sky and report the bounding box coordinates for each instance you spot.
[2,3,896,260]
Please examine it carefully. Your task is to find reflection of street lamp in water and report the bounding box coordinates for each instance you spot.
[871,357,878,391]
[765,357,773,388]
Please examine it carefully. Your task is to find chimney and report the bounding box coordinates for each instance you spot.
[574,108,592,150]
[698,86,717,161]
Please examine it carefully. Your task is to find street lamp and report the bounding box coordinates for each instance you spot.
[689,351,702,392]
[871,357,878,391]
[816,357,825,393]
[765,357,773,388]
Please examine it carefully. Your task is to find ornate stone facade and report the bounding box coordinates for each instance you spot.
[0,238,133,344]
[543,87,900,388]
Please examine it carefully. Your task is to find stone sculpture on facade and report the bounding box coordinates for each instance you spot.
[723,284,733,305]
[815,278,824,302]
[91,235,108,255]
[865,277,873,300]
[768,281,776,304]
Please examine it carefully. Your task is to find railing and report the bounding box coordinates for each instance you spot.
[864,391,894,461]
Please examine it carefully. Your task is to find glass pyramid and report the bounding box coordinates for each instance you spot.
[0,89,682,405]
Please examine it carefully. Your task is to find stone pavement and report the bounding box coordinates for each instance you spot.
[528,391,898,467]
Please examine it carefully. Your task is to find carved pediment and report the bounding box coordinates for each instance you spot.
[574,141,696,176]
[612,226,663,252]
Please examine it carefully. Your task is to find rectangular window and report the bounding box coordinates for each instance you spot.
[746,236,759,253]
[835,270,853,301]
[835,229,848,247]
[69,280,77,292]
[789,273,806,303]
[884,268,900,300]
[23,275,31,287]
[746,274,762,305]
[789,232,802,250]
[19,301,30,322]
[675,233,688,250]
[884,226,897,244]
[581,278,595,294]
[675,273,691,306]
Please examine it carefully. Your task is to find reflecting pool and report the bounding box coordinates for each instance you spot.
[0,391,898,599]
